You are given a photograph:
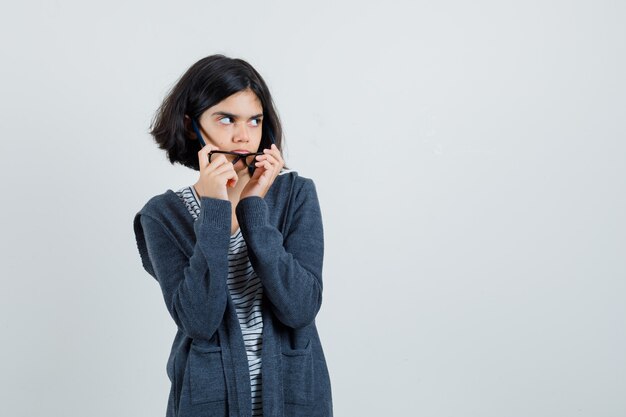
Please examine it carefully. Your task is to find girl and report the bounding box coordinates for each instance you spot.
[133,54,333,417]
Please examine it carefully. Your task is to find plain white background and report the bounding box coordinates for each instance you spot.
[1,1,624,416]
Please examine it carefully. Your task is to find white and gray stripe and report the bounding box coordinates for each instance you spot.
[175,185,264,416]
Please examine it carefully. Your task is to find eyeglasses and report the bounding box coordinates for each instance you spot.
[190,117,275,171]
[208,150,263,167]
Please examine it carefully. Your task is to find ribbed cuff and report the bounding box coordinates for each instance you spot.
[198,197,232,230]
[236,196,268,228]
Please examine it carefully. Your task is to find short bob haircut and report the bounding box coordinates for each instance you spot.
[149,54,284,171]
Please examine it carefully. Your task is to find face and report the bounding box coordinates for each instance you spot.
[194,88,264,171]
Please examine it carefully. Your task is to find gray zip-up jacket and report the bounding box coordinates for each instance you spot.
[133,172,333,417]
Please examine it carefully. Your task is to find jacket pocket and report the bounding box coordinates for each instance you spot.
[188,344,227,405]
[281,340,313,405]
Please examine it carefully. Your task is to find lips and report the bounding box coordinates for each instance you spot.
[231,149,250,154]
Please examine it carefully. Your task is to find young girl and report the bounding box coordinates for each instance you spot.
[133,54,333,417]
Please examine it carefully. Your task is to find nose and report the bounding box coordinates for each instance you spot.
[233,121,249,143]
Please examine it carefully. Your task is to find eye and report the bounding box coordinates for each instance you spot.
[249,118,262,127]
[218,116,233,125]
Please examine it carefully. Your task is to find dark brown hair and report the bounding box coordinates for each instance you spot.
[149,54,284,171]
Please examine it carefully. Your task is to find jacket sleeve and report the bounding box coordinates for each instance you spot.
[235,178,324,329]
[134,198,231,340]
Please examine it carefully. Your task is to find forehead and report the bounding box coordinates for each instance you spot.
[213,89,262,112]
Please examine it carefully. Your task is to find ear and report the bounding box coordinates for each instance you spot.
[183,115,197,139]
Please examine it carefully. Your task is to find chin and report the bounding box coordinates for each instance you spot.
[234,164,250,174]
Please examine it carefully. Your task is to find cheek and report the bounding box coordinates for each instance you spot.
[251,137,262,151]
[206,129,229,146]
[252,129,263,142]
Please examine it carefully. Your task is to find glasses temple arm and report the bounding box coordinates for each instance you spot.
[191,119,206,147]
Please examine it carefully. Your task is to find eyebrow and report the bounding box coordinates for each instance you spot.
[211,111,263,120]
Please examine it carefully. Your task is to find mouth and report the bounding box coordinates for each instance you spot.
[231,149,251,154]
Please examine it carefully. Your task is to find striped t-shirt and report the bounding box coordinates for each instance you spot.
[175,185,264,416]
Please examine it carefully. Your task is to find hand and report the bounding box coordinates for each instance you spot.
[240,144,285,200]
[194,144,238,201]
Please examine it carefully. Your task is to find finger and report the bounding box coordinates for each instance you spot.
[255,160,276,182]
[256,155,281,187]
[209,165,238,188]
[258,153,281,176]
[224,173,238,188]
[251,161,267,181]
[223,167,239,187]
[266,144,284,164]
[198,150,209,170]
[205,154,229,172]
[198,144,218,169]
[263,148,284,171]
[198,144,218,160]
[256,153,278,166]
[211,159,237,177]
[251,162,264,177]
